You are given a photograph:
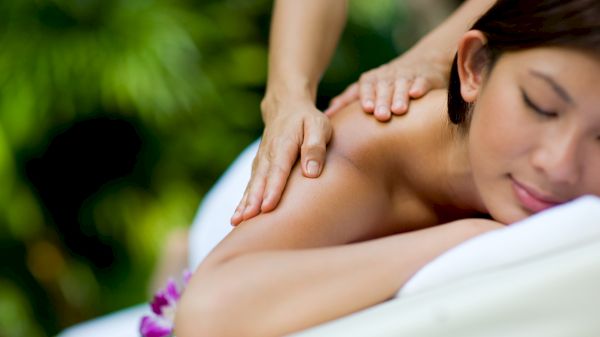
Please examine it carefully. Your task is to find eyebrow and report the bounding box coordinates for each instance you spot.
[528,69,575,106]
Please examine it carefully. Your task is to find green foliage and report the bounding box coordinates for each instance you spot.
[0,0,411,336]
[0,279,45,337]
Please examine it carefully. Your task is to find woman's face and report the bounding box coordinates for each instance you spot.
[468,47,600,224]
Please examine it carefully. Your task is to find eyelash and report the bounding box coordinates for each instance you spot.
[521,89,558,118]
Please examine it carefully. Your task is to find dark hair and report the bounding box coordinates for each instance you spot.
[448,0,600,125]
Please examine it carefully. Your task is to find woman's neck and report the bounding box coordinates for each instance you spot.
[437,127,488,215]
[399,89,487,217]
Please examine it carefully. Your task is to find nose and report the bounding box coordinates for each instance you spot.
[530,133,581,186]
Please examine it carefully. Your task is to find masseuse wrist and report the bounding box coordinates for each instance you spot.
[413,42,453,72]
[261,85,317,123]
[411,31,457,69]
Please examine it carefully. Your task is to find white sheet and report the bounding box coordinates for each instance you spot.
[59,304,149,337]
[294,237,600,337]
[187,140,258,269]
[401,195,600,295]
[292,196,600,336]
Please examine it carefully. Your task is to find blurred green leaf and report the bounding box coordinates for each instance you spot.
[0,279,45,337]
[0,0,421,335]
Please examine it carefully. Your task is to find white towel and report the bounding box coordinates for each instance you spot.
[295,196,600,337]
[400,195,600,296]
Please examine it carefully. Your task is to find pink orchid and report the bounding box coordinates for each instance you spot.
[140,270,192,337]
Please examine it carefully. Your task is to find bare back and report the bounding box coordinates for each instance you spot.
[199,90,482,270]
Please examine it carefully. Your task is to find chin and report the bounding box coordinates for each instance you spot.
[484,198,533,225]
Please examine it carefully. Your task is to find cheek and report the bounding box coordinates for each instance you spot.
[466,83,536,223]
[583,154,600,195]
[467,61,545,164]
[468,88,526,171]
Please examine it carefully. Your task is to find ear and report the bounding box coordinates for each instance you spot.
[456,30,489,103]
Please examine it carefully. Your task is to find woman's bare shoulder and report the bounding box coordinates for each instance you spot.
[328,90,449,174]
[198,91,450,269]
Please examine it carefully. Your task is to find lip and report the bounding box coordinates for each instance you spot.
[510,176,564,213]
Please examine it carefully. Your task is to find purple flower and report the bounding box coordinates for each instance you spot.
[140,316,173,337]
[165,279,181,302]
[150,293,169,316]
[140,269,192,337]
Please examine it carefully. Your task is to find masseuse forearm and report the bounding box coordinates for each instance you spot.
[263,0,347,114]
[413,0,496,67]
[175,220,501,337]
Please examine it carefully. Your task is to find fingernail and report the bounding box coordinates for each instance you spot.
[261,196,270,210]
[230,211,240,225]
[364,100,374,109]
[307,160,320,176]
[376,105,388,115]
[392,101,405,111]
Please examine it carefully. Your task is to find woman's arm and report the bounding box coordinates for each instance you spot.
[177,147,391,336]
[176,218,502,337]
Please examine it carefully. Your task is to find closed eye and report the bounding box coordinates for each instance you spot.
[520,88,558,118]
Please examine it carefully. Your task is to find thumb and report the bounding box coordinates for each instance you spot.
[300,117,332,178]
[324,83,359,116]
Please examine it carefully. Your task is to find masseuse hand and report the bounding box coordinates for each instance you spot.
[231,97,332,226]
[231,49,451,225]
[324,49,450,120]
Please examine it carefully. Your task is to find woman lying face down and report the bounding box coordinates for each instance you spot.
[176,0,600,336]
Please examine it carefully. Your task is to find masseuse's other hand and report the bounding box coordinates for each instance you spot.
[324,49,450,121]
[231,99,332,226]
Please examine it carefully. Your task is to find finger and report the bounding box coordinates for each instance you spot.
[261,163,291,213]
[408,76,431,98]
[230,191,249,226]
[231,152,262,225]
[359,79,376,113]
[325,83,359,116]
[373,80,393,121]
[241,160,269,221]
[391,78,411,115]
[261,142,297,212]
[241,182,266,222]
[301,117,331,179]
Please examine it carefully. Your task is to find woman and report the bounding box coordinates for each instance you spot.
[176,0,600,336]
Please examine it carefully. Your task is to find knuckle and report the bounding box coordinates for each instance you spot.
[268,162,288,177]
[245,181,259,195]
[276,137,298,153]
[247,187,262,200]
[266,141,286,160]
[314,121,332,136]
[253,156,270,174]
[377,78,394,87]
[359,73,375,83]
[302,142,326,155]
[394,77,409,86]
